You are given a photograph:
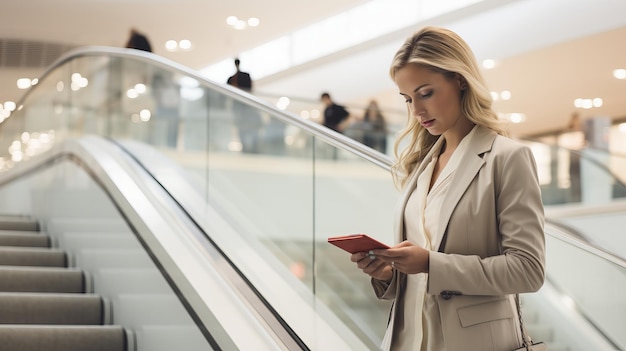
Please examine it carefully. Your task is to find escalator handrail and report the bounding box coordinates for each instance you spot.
[545,221,626,268]
[15,45,394,171]
[522,138,626,187]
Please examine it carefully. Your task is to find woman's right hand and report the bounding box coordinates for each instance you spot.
[351,251,394,282]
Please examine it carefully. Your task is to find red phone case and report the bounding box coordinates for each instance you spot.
[327,234,389,254]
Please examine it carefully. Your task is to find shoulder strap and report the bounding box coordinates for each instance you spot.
[515,294,533,349]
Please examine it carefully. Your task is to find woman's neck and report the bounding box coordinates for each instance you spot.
[441,119,475,156]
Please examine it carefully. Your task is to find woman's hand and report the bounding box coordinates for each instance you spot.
[350,251,394,282]
[370,241,430,275]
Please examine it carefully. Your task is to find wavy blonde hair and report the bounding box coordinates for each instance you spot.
[390,26,507,188]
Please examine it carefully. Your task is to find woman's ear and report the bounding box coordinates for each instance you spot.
[457,74,467,90]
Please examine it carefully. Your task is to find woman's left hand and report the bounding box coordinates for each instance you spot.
[371,241,430,274]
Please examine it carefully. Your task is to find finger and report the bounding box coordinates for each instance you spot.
[362,258,387,274]
[358,254,386,270]
[350,252,366,263]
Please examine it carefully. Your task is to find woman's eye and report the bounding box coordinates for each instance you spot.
[419,91,433,98]
[404,98,412,104]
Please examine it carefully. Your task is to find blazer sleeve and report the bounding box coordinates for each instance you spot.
[371,273,398,300]
[427,143,545,296]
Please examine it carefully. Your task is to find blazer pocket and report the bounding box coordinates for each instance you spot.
[457,298,514,327]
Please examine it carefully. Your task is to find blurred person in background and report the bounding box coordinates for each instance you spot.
[125,28,152,52]
[227,58,262,153]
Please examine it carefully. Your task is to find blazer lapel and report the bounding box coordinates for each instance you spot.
[433,126,496,252]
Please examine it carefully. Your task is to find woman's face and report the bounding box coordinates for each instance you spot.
[394,63,465,136]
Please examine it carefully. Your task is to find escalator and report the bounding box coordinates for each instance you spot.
[0,47,624,351]
[0,215,131,351]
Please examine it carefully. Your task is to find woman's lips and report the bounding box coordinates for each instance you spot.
[421,119,435,128]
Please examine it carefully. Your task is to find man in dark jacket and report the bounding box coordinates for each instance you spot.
[227,58,262,153]
[321,92,349,133]
[227,58,252,91]
[125,28,152,52]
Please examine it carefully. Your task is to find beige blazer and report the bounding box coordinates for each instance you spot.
[372,126,545,351]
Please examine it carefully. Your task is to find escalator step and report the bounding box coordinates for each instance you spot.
[0,325,128,351]
[0,216,39,232]
[0,231,50,248]
[0,293,104,325]
[0,266,84,293]
[0,247,66,267]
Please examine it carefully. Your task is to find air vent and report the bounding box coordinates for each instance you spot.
[0,38,76,68]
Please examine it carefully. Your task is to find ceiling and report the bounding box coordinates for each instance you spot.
[2,0,626,138]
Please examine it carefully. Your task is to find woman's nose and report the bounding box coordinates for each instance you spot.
[410,102,424,117]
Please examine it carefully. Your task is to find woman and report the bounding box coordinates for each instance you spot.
[351,26,545,351]
[362,99,388,153]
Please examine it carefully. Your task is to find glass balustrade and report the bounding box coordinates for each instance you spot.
[521,140,626,206]
[543,225,626,350]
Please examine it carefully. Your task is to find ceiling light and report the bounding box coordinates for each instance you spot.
[139,109,151,122]
[17,78,31,89]
[179,40,192,50]
[490,91,498,101]
[226,16,238,26]
[3,101,16,111]
[482,59,496,69]
[509,113,526,123]
[574,98,602,109]
[127,89,139,99]
[227,16,259,30]
[500,90,511,100]
[613,68,626,80]
[276,96,290,110]
[498,112,526,123]
[165,39,192,52]
[593,98,603,107]
[234,20,247,30]
[165,40,177,51]
[134,83,146,94]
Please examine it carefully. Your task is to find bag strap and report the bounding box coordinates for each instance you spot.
[515,294,533,350]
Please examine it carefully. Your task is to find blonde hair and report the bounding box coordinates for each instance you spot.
[390,26,507,188]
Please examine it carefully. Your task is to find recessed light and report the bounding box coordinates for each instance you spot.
[498,113,526,123]
[165,39,192,52]
[226,16,238,26]
[165,40,177,51]
[227,16,259,30]
[574,98,603,109]
[17,78,31,89]
[4,101,16,111]
[613,68,626,80]
[482,59,496,69]
[179,40,192,50]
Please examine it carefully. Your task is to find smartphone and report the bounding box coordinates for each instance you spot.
[327,234,390,254]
